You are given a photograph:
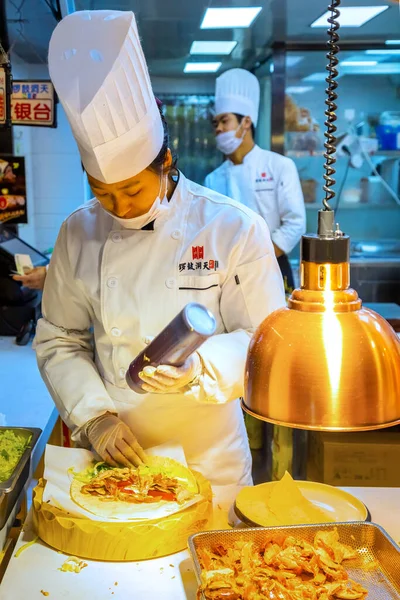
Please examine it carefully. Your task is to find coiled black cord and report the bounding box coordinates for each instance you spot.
[323,0,341,211]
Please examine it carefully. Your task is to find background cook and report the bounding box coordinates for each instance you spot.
[205,68,306,292]
[35,9,285,487]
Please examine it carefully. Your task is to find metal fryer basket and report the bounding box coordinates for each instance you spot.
[189,522,400,599]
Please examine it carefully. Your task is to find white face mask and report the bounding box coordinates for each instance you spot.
[104,174,169,230]
[216,125,245,156]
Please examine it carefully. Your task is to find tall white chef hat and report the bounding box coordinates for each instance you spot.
[48,10,163,184]
[214,68,260,127]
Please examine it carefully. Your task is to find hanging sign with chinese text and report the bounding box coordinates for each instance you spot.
[11,80,56,127]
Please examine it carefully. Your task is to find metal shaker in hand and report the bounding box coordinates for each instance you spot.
[126,303,217,394]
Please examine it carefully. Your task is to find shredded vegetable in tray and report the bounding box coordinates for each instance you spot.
[197,528,368,600]
[0,430,31,483]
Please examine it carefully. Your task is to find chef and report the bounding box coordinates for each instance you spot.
[35,10,285,487]
[205,68,306,291]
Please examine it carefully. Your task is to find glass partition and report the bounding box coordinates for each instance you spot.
[284,50,400,248]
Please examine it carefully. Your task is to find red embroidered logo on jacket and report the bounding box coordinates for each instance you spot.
[192,246,204,260]
[256,172,274,183]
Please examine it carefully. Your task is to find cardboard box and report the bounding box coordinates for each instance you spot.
[307,431,400,487]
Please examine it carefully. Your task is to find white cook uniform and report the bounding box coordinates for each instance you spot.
[35,173,285,487]
[205,145,306,255]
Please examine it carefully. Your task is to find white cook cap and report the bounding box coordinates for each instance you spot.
[214,68,260,127]
[48,10,163,184]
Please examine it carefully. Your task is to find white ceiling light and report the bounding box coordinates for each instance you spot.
[311,6,389,28]
[340,62,400,75]
[286,86,314,94]
[190,41,237,55]
[286,55,304,67]
[184,62,222,73]
[341,60,378,66]
[342,53,384,63]
[385,40,400,45]
[303,72,328,82]
[365,49,400,55]
[201,7,262,29]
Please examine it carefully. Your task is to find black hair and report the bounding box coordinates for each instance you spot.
[148,103,178,175]
[233,113,255,139]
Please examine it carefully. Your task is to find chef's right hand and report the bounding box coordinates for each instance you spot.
[85,412,146,468]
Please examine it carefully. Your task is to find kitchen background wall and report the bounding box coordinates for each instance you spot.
[284,52,400,254]
[13,59,400,254]
[11,59,83,251]
[3,0,400,256]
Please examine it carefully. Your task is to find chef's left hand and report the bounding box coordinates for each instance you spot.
[138,353,202,394]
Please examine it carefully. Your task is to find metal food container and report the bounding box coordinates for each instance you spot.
[189,522,400,599]
[0,427,41,529]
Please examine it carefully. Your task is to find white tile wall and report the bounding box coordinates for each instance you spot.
[32,213,66,229]
[11,56,36,247]
[34,227,62,252]
[12,57,85,252]
[31,154,83,203]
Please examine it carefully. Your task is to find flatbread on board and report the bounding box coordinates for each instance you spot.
[236,471,334,527]
[70,455,198,521]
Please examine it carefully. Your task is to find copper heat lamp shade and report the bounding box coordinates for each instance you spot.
[243,0,400,431]
[243,229,400,431]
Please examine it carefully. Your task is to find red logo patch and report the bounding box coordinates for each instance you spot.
[261,172,266,178]
[192,246,204,260]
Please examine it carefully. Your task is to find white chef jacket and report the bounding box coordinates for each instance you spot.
[205,145,306,255]
[35,173,285,487]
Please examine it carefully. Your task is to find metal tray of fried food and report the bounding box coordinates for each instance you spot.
[189,522,400,599]
[0,427,41,530]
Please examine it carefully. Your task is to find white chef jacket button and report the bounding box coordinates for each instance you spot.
[112,233,122,243]
[165,277,176,289]
[119,367,126,378]
[107,277,118,288]
[111,327,121,337]
[171,229,181,240]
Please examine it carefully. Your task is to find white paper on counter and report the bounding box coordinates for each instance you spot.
[42,443,202,522]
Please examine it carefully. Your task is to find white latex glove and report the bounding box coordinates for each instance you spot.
[85,412,146,467]
[138,353,202,394]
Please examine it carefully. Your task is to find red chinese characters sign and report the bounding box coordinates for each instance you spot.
[11,80,56,127]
